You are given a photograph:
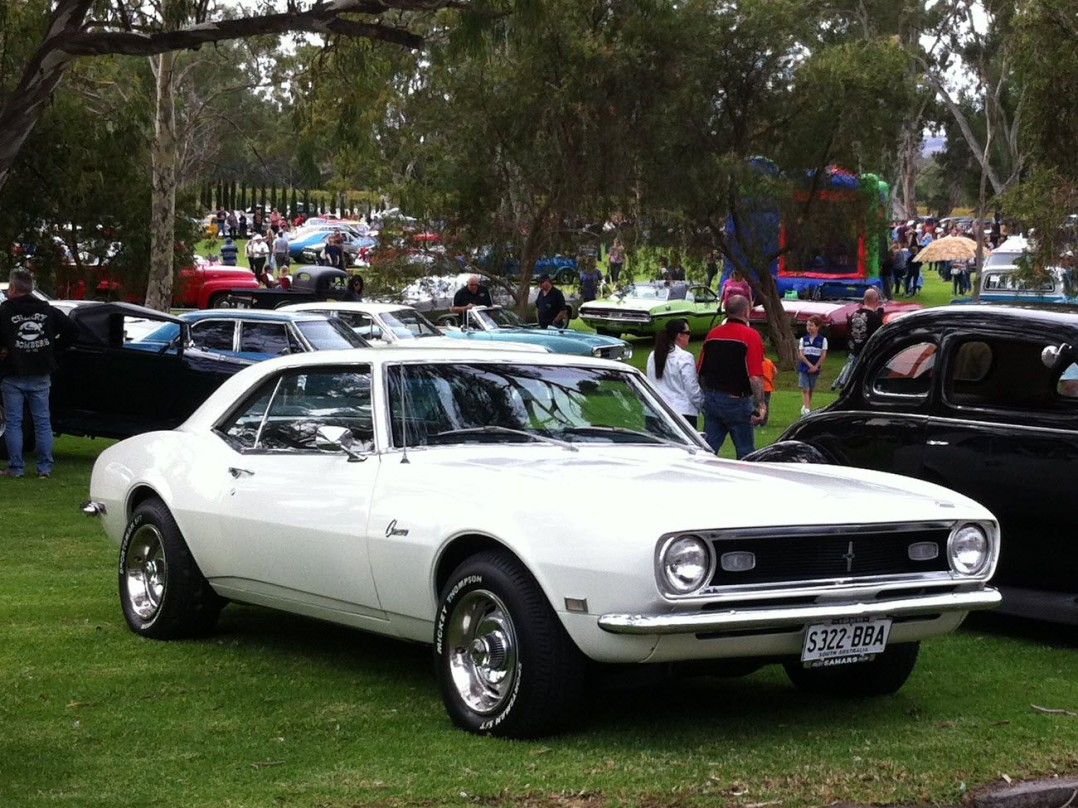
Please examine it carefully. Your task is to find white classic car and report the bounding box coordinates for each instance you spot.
[84,348,1002,737]
[277,301,546,353]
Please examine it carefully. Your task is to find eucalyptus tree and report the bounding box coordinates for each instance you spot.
[999,0,1078,275]
[640,0,912,365]
[303,0,668,308]
[0,0,483,309]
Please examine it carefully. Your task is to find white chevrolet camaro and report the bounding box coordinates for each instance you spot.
[84,348,1002,737]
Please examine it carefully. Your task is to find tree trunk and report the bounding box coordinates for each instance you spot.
[146,49,177,312]
[754,269,798,369]
[894,119,921,219]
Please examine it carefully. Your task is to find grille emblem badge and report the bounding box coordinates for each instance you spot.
[842,541,856,573]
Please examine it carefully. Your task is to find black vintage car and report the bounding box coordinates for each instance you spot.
[774,305,1078,624]
[226,266,351,309]
[0,301,252,449]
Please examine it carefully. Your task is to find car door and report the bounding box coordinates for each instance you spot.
[927,329,1078,591]
[788,334,935,476]
[52,306,238,438]
[211,364,384,616]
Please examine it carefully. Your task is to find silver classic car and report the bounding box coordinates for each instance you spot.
[84,348,1001,737]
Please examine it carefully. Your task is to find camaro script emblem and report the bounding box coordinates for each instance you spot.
[385,519,410,538]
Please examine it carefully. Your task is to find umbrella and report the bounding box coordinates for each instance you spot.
[914,235,986,263]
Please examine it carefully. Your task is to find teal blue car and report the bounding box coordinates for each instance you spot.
[441,306,633,360]
[578,281,722,337]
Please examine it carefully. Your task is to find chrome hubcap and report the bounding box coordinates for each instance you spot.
[446,589,518,715]
[125,524,167,620]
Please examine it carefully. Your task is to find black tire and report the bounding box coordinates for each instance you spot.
[783,641,920,697]
[208,293,231,309]
[118,498,225,639]
[435,551,587,738]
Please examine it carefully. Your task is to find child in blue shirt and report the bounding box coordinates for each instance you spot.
[797,315,828,416]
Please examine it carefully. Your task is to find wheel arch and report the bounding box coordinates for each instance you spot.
[433,532,523,601]
[126,484,167,521]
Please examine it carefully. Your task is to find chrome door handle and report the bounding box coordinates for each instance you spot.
[926,440,949,446]
[228,467,254,478]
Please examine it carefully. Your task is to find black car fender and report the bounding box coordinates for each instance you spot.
[742,440,832,464]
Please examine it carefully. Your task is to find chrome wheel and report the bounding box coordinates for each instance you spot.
[124,523,167,621]
[445,589,519,715]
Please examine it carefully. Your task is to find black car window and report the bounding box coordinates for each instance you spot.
[870,341,936,398]
[946,338,1071,410]
[190,320,235,351]
[219,366,373,451]
[239,322,292,355]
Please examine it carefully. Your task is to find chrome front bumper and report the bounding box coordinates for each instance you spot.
[598,589,1001,635]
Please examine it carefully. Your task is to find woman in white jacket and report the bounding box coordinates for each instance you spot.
[646,318,702,428]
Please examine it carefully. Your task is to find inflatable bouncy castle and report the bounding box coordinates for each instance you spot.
[725,163,890,297]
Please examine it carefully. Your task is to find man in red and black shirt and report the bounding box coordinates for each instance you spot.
[696,294,766,458]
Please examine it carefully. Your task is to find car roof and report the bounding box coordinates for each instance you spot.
[178,309,333,323]
[279,301,421,315]
[183,347,633,429]
[892,303,1078,330]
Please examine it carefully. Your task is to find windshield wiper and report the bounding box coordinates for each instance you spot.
[553,425,699,454]
[430,426,578,452]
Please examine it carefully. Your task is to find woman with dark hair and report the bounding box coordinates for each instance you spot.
[343,274,364,301]
[645,318,702,427]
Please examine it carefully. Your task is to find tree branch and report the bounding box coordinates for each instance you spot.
[0,0,471,192]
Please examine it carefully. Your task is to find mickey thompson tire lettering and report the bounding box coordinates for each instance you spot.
[434,552,587,738]
[118,497,225,640]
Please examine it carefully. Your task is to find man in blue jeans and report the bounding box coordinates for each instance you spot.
[0,268,78,478]
[696,294,767,458]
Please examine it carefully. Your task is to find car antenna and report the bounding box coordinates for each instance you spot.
[398,365,411,464]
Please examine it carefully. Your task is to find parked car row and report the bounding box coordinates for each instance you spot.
[84,345,1002,738]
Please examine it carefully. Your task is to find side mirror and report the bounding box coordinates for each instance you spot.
[1041,343,1075,370]
[315,425,367,462]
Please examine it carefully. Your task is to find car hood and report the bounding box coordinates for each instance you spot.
[426,446,991,530]
[581,297,669,313]
[751,299,924,321]
[492,326,626,347]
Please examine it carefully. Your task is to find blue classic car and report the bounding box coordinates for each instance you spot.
[439,306,632,360]
[288,226,376,265]
[135,309,367,361]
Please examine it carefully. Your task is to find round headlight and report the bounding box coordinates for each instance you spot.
[660,534,712,594]
[948,524,989,575]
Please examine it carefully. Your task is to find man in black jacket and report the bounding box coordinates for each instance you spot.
[0,268,78,478]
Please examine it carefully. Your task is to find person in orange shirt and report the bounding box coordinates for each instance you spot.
[757,356,777,427]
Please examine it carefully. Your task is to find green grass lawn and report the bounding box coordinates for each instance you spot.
[0,434,1076,808]
[3,267,1070,807]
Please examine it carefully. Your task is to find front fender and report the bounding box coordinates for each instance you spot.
[742,440,831,464]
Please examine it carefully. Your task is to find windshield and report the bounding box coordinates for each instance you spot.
[618,283,668,301]
[387,362,692,448]
[382,308,442,338]
[295,318,368,349]
[474,307,525,329]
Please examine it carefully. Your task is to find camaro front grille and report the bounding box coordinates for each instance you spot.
[582,308,651,322]
[706,525,951,588]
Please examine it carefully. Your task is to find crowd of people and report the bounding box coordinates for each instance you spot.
[880,217,1000,301]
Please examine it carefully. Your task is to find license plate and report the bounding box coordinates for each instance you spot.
[800,617,891,666]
